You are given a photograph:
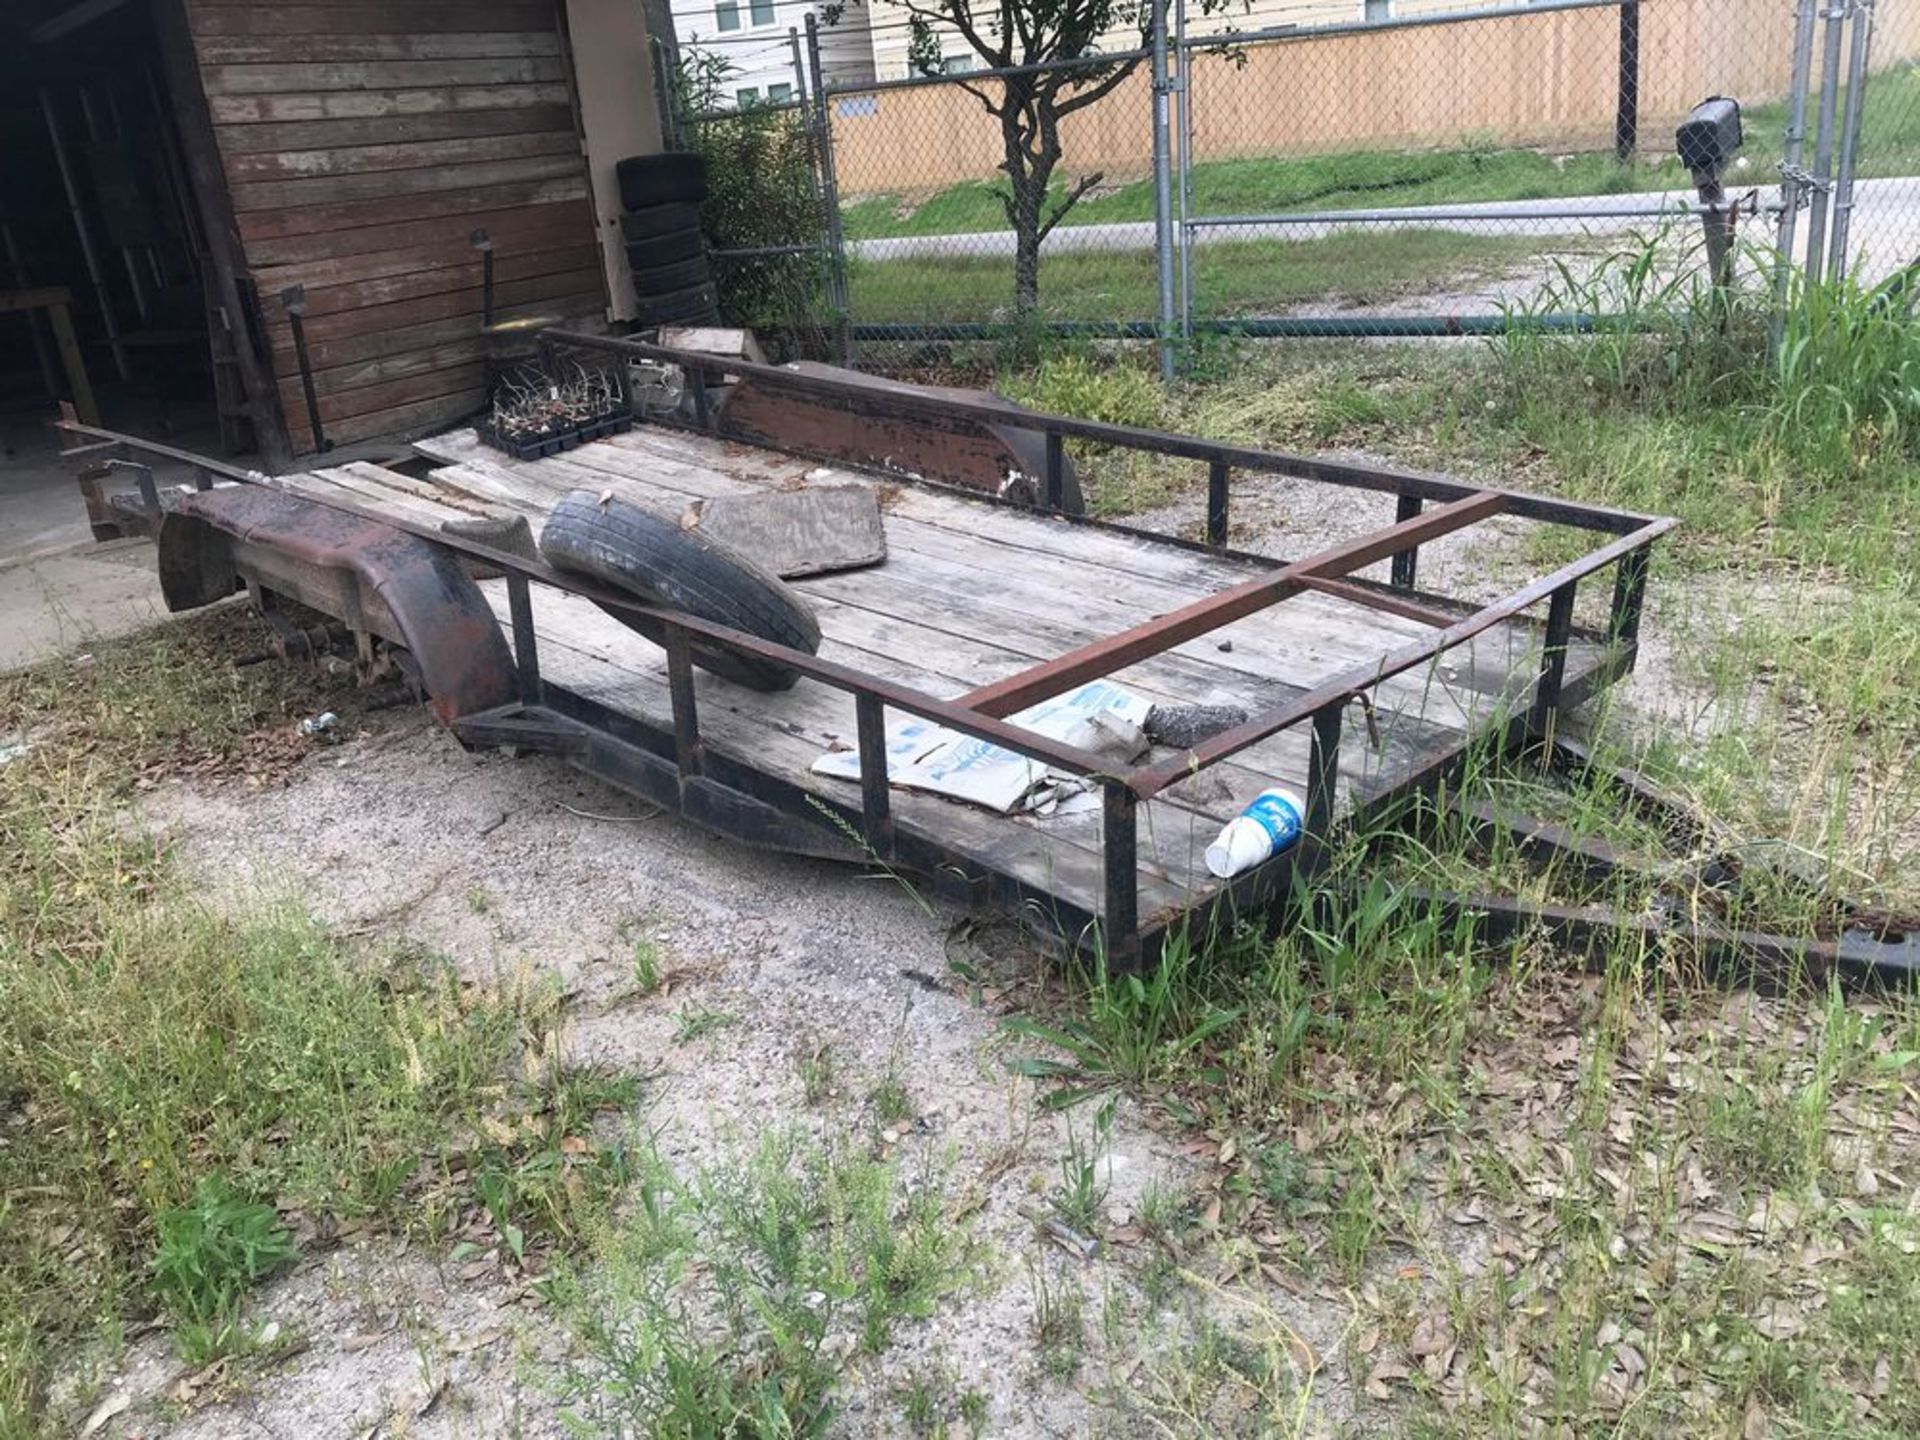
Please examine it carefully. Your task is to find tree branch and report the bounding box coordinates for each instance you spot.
[1050,56,1144,117]
[1036,170,1103,243]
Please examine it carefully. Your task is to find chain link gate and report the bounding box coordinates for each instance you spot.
[665,0,1920,357]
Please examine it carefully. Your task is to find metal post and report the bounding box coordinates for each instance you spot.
[854,692,892,854]
[1305,704,1343,847]
[1827,0,1876,281]
[665,626,703,778]
[507,572,541,698]
[1390,494,1422,591]
[1608,545,1650,646]
[1773,0,1820,348]
[1206,459,1229,546]
[40,89,129,380]
[1044,430,1066,509]
[1150,0,1177,382]
[1532,581,1578,734]
[1175,0,1196,342]
[1613,0,1641,161]
[804,14,853,364]
[1805,0,1851,283]
[1102,782,1140,968]
[280,285,329,453]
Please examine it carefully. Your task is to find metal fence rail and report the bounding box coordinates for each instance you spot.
[669,0,1917,360]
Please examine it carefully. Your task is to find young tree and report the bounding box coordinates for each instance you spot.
[890,0,1154,317]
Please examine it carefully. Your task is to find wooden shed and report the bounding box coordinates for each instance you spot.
[1,0,664,468]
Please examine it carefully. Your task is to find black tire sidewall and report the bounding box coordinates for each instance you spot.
[630,255,712,297]
[624,229,707,269]
[617,153,708,209]
[620,202,703,241]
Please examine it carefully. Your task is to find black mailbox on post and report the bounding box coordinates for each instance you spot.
[1676,96,1743,178]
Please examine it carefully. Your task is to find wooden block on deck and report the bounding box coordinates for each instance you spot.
[683,486,886,578]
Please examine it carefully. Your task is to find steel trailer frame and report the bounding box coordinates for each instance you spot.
[61,334,1677,970]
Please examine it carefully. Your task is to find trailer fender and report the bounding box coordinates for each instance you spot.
[156,485,520,726]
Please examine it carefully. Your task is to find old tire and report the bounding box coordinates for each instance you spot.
[625,229,706,270]
[617,153,707,209]
[538,490,820,691]
[630,254,712,297]
[621,202,703,241]
[443,512,537,580]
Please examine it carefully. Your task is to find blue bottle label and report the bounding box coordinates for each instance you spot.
[1244,792,1302,850]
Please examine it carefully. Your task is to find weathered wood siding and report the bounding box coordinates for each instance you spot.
[183,0,606,453]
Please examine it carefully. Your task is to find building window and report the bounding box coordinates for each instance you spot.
[750,0,775,23]
[715,0,740,30]
[736,86,760,107]
[767,82,794,103]
[1364,0,1389,19]
[943,54,979,75]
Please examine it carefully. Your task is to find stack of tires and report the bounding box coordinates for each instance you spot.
[617,152,721,329]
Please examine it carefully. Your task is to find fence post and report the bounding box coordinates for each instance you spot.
[1805,0,1851,282]
[1174,0,1194,343]
[1772,0,1820,350]
[1151,0,1177,381]
[1827,0,1876,281]
[1613,0,1640,162]
[804,13,853,364]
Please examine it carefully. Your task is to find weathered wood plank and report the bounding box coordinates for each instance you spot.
[279,362,489,425]
[289,389,486,454]
[209,83,572,125]
[235,180,587,244]
[212,106,576,158]
[229,153,582,212]
[258,246,600,321]
[187,4,559,39]
[255,224,593,294]
[202,57,568,96]
[249,194,591,268]
[223,130,579,183]
[268,293,604,377]
[195,32,562,65]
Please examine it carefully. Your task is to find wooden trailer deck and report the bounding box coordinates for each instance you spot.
[277,421,1624,931]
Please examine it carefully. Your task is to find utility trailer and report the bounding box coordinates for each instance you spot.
[58,334,1913,984]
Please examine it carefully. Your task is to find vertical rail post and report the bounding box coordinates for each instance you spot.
[1608,546,1650,646]
[1150,0,1177,382]
[1774,0,1821,350]
[1305,703,1344,856]
[1206,458,1230,546]
[1102,782,1140,969]
[1805,0,1850,282]
[1827,0,1876,281]
[280,285,329,453]
[1044,430,1066,510]
[1175,0,1195,342]
[665,624,703,778]
[689,360,713,430]
[472,228,496,328]
[1390,493,1422,591]
[193,465,213,492]
[1613,0,1641,162]
[855,692,893,854]
[1532,580,1579,735]
[507,572,541,700]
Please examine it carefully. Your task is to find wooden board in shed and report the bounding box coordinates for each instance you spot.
[180,0,603,457]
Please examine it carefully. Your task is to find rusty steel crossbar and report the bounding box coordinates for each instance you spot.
[958,490,1506,718]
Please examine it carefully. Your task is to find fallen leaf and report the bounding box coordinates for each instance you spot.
[79,1391,131,1438]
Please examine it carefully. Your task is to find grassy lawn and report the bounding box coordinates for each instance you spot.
[975,248,1920,1435]
[849,227,1559,323]
[840,62,1920,241]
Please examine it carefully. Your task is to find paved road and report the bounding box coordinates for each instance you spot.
[852,175,1920,281]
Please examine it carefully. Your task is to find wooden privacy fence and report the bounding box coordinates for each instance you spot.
[829,0,1920,197]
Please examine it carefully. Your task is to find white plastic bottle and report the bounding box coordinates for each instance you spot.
[1204,788,1305,879]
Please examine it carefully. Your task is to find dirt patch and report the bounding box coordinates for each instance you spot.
[92,719,1343,1437]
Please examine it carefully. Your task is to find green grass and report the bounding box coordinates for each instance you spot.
[849,227,1556,325]
[974,236,1920,1436]
[0,616,634,1436]
[552,1130,976,1435]
[842,62,1920,243]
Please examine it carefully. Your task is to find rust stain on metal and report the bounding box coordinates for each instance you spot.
[160,487,518,726]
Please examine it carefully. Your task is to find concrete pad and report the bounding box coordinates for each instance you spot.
[0,541,169,672]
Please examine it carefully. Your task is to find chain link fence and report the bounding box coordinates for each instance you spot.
[672,0,1917,357]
